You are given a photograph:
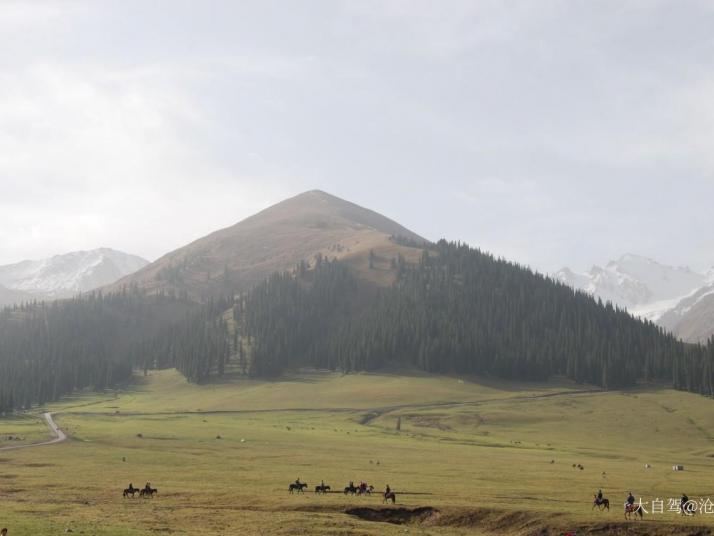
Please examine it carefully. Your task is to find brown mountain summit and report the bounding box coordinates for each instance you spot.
[110,190,428,299]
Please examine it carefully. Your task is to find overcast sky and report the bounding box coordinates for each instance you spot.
[1,1,713,273]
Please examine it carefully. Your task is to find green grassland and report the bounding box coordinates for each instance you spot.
[2,370,714,535]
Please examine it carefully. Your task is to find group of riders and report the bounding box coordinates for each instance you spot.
[593,489,693,517]
[292,478,394,501]
[123,481,157,498]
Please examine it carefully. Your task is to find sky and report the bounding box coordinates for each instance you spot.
[1,0,713,274]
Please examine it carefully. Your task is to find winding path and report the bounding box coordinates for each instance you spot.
[0,412,66,452]
[0,387,601,452]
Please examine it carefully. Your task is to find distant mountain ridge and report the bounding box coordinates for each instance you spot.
[109,190,429,299]
[0,248,149,304]
[556,254,708,317]
[555,254,714,341]
[660,279,714,343]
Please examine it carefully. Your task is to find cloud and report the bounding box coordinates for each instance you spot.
[0,61,292,263]
[0,1,713,273]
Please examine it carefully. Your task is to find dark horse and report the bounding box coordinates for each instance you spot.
[140,487,158,498]
[315,484,330,494]
[592,495,610,511]
[383,491,397,504]
[624,503,643,520]
[289,482,308,494]
[344,483,358,495]
[123,487,139,498]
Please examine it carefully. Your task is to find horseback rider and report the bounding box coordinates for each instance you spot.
[128,483,135,492]
[385,484,391,495]
[681,493,690,513]
[596,489,603,504]
[626,491,635,510]
[145,482,152,492]
[295,477,301,486]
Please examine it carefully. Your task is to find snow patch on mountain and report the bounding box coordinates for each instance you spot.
[555,254,709,322]
[0,248,149,299]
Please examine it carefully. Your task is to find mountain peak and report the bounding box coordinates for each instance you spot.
[236,190,426,243]
[0,248,149,300]
[110,191,428,298]
[556,254,709,322]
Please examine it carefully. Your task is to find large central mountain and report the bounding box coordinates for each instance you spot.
[3,189,714,413]
[110,190,428,298]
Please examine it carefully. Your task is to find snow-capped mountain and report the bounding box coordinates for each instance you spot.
[659,272,714,342]
[0,248,149,302]
[555,254,709,322]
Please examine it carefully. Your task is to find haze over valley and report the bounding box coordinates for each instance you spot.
[2,2,714,536]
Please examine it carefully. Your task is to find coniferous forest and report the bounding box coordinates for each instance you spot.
[240,240,714,392]
[0,289,197,413]
[1,239,714,414]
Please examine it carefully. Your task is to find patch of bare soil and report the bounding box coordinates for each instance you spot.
[347,505,714,535]
[346,506,439,525]
[407,414,453,431]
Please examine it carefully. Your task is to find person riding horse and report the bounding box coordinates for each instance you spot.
[681,493,691,515]
[596,489,603,504]
[385,484,391,495]
[128,483,135,493]
[624,491,636,513]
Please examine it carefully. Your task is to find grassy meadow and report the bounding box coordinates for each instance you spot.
[2,369,714,535]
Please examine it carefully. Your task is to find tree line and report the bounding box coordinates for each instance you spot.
[0,287,209,414]
[2,239,714,413]
[239,240,714,394]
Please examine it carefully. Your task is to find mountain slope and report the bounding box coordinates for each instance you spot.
[110,190,429,299]
[555,254,707,322]
[660,280,714,343]
[0,248,149,301]
[0,284,31,307]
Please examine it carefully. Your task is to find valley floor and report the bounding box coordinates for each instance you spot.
[2,370,714,535]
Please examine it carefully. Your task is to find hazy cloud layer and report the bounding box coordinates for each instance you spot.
[1,1,713,272]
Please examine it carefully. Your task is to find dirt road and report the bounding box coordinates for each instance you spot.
[0,412,66,452]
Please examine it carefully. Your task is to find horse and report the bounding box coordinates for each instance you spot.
[314,484,330,494]
[357,484,374,495]
[681,500,696,516]
[624,503,643,520]
[344,483,358,495]
[592,495,609,511]
[140,487,158,498]
[288,482,308,494]
[383,491,397,504]
[123,487,139,498]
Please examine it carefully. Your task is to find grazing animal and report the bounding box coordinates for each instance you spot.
[140,487,158,498]
[314,484,330,494]
[624,503,643,520]
[383,491,397,504]
[288,482,308,494]
[592,495,610,511]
